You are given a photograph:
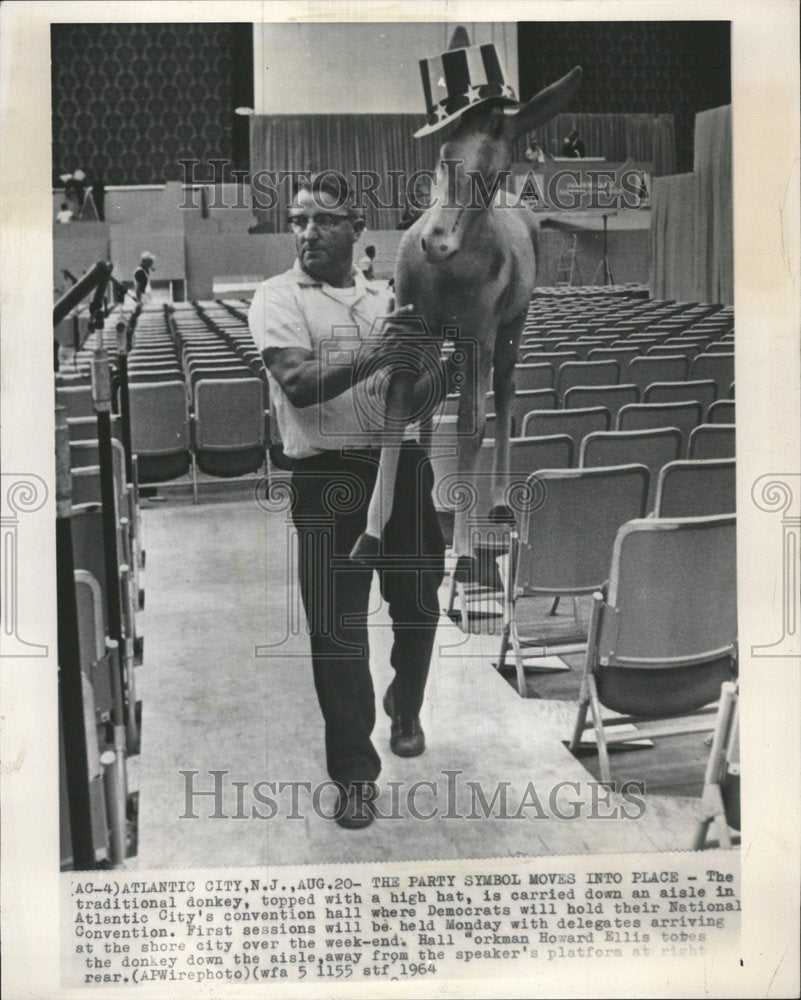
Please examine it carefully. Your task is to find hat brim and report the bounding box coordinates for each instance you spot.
[414,97,521,138]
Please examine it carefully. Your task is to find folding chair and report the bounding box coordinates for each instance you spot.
[580,428,682,510]
[707,399,735,424]
[438,435,573,631]
[569,515,737,782]
[514,363,555,392]
[647,343,703,362]
[556,360,620,399]
[521,407,611,452]
[192,378,269,493]
[510,389,557,436]
[497,464,650,695]
[688,424,736,460]
[628,355,689,394]
[690,353,734,399]
[564,384,639,419]
[56,385,95,418]
[655,459,736,518]
[129,380,192,489]
[520,351,579,366]
[693,681,740,849]
[586,346,640,374]
[644,380,718,409]
[555,341,602,361]
[618,401,703,456]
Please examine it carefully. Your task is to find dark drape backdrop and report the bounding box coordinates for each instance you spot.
[650,106,732,305]
[692,106,733,306]
[250,112,675,232]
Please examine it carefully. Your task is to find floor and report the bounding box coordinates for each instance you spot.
[132,487,706,870]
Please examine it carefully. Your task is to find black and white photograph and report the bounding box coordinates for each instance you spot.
[1,2,799,997]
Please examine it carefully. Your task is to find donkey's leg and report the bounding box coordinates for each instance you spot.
[350,370,416,564]
[490,311,526,522]
[452,342,494,566]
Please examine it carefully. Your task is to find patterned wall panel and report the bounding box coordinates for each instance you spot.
[518,21,731,173]
[51,23,252,185]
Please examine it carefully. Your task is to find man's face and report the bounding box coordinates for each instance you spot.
[289,187,363,283]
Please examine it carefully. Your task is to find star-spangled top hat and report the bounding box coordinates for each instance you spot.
[414,27,521,138]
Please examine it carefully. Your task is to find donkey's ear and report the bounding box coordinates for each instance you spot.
[510,66,582,137]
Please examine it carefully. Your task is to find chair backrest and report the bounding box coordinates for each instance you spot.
[194,378,266,449]
[129,368,185,384]
[429,434,572,516]
[56,385,94,419]
[617,400,703,454]
[580,428,682,508]
[647,343,703,361]
[510,389,557,434]
[600,515,736,668]
[520,351,579,366]
[555,341,596,361]
[644,379,717,409]
[707,399,735,424]
[521,407,611,450]
[690,353,734,397]
[586,346,640,372]
[516,464,649,594]
[564,384,639,418]
[556,360,620,397]
[129,381,190,455]
[655,459,736,517]
[628,355,689,393]
[514,363,554,392]
[688,424,736,460]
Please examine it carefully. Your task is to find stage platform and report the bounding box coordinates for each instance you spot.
[132,494,703,870]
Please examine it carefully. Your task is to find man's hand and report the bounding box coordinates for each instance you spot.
[355,302,442,384]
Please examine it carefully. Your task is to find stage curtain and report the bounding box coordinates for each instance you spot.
[250,111,677,232]
[249,114,441,233]
[649,173,696,301]
[692,106,733,305]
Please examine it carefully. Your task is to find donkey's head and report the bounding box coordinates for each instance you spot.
[419,37,581,263]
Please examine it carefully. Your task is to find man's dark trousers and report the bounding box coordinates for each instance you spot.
[290,442,445,786]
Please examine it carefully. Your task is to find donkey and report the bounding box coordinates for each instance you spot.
[350,55,582,574]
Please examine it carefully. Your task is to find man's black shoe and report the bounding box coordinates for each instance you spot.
[383,687,425,757]
[334,782,377,829]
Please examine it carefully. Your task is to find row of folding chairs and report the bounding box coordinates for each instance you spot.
[511,353,734,401]
[430,438,735,529]
[524,293,732,335]
[59,384,145,868]
[499,503,737,813]
[126,378,269,500]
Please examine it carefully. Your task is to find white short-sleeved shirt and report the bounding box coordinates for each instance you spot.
[248,260,397,459]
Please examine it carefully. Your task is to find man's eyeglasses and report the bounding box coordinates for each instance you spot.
[287,213,352,232]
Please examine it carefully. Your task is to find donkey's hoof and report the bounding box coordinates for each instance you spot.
[350,532,381,564]
[452,554,478,583]
[488,503,516,524]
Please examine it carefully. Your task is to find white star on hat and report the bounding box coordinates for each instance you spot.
[465,85,483,103]
[501,83,516,100]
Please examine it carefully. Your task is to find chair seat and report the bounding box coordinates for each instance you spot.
[196,446,266,478]
[596,656,734,718]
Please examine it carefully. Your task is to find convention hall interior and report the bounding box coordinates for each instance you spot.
[52,20,738,870]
